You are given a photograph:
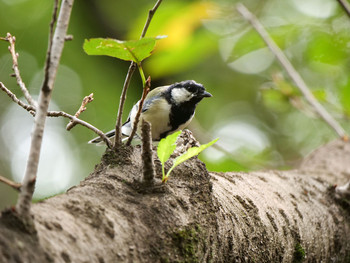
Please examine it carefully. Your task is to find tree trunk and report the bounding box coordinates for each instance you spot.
[0,133,349,262]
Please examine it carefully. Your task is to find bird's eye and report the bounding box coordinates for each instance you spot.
[187,86,197,93]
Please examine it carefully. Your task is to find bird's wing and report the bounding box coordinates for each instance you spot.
[141,85,169,113]
[88,129,115,144]
[121,101,139,136]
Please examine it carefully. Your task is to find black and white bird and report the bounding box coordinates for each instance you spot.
[89,80,212,144]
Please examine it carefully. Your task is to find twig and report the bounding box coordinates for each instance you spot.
[141,120,155,183]
[126,76,151,146]
[0,82,36,112]
[236,3,348,141]
[114,62,137,147]
[48,111,112,148]
[1,81,112,148]
[113,0,163,148]
[3,33,37,108]
[336,0,350,18]
[0,174,21,191]
[16,0,74,221]
[140,0,163,38]
[66,93,94,130]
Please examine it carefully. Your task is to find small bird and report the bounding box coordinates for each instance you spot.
[89,80,212,144]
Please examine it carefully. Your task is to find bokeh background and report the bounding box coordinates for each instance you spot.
[1,0,350,209]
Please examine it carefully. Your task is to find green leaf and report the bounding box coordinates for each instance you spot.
[157,130,182,165]
[163,138,219,181]
[173,138,219,168]
[83,37,157,63]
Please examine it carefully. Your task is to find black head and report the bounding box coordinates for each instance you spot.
[169,80,212,105]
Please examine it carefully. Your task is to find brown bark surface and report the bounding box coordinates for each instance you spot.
[0,133,349,262]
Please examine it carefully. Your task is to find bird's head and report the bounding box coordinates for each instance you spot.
[170,80,212,105]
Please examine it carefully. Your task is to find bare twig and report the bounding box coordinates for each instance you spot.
[236,3,348,140]
[114,62,137,147]
[1,82,112,148]
[126,76,151,146]
[3,33,37,107]
[16,0,74,221]
[141,120,155,183]
[0,174,21,191]
[0,82,36,112]
[114,0,163,148]
[336,0,350,18]
[140,0,163,38]
[49,111,112,148]
[66,93,94,130]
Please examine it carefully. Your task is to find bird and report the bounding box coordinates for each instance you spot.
[89,80,212,144]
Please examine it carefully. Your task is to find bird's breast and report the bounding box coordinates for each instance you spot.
[140,99,172,140]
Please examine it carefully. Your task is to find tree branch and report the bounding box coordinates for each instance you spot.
[66,93,94,130]
[0,82,36,113]
[126,77,151,146]
[16,0,74,221]
[141,119,155,184]
[114,62,137,147]
[236,3,348,141]
[336,0,350,18]
[2,33,37,107]
[49,111,113,148]
[113,0,163,148]
[140,0,163,38]
[0,174,21,192]
[1,81,112,148]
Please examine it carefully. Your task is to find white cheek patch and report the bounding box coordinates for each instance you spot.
[171,88,193,104]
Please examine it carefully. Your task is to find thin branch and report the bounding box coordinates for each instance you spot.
[0,174,21,191]
[1,82,112,147]
[236,3,348,141]
[141,120,155,183]
[113,0,163,148]
[3,33,37,107]
[126,76,151,146]
[336,0,350,18]
[114,62,137,147]
[66,93,94,130]
[48,110,112,148]
[42,0,60,93]
[0,82,36,112]
[16,0,74,221]
[140,0,163,38]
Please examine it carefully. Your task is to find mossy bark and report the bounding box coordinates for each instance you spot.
[0,133,349,262]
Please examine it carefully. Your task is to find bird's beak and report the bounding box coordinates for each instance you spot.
[201,91,212,98]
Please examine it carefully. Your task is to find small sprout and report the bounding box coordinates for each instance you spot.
[157,131,218,182]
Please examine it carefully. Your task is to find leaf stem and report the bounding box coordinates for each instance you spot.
[138,63,146,88]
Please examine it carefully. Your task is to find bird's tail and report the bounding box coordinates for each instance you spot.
[88,129,116,144]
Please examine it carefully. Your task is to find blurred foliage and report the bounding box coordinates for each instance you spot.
[1,0,350,208]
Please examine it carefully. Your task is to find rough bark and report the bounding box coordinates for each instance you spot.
[0,132,349,262]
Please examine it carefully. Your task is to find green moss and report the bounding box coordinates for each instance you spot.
[171,225,201,262]
[293,243,305,263]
